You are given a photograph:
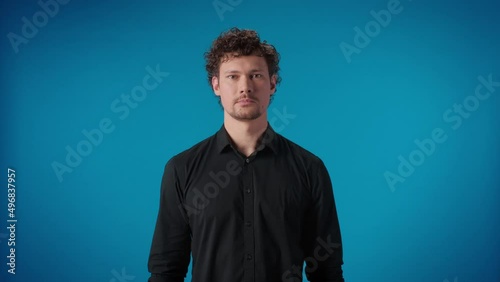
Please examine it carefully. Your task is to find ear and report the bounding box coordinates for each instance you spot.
[212,75,221,97]
[269,74,277,95]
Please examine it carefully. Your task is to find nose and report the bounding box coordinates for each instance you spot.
[239,75,253,94]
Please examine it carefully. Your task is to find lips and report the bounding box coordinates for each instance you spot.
[237,99,255,103]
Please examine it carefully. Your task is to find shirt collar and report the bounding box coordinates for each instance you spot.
[216,122,278,155]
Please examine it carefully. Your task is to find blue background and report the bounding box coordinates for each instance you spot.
[1,0,499,281]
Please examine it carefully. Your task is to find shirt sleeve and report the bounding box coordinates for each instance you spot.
[148,158,192,282]
[303,158,344,282]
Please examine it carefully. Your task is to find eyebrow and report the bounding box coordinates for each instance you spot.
[223,69,264,74]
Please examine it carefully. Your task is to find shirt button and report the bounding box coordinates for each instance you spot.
[246,188,252,194]
[245,221,252,227]
[245,158,250,163]
[247,254,253,260]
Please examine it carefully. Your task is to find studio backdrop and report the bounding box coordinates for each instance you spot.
[1,0,499,281]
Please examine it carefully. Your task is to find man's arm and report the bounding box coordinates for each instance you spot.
[148,158,191,282]
[303,158,344,282]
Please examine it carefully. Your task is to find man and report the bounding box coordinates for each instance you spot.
[148,27,344,282]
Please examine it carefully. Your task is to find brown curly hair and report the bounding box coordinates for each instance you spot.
[204,27,282,98]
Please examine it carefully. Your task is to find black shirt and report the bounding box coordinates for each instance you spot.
[148,122,344,282]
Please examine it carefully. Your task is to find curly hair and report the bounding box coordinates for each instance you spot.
[204,27,282,97]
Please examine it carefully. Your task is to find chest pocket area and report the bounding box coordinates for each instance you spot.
[258,176,306,229]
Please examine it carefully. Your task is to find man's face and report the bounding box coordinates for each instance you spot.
[212,54,276,121]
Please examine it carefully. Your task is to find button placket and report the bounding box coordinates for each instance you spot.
[242,162,255,282]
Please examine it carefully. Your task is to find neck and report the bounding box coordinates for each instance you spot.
[223,113,268,157]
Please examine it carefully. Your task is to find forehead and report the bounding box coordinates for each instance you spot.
[219,54,268,71]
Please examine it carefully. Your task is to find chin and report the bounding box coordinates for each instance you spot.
[230,111,263,121]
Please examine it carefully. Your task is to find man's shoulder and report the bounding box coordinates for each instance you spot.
[166,132,217,167]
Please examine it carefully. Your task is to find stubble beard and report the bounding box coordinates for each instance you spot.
[228,103,263,120]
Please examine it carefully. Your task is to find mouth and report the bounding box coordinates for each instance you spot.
[236,99,256,105]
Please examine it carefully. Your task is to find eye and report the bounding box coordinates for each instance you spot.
[252,74,263,78]
[227,75,237,79]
